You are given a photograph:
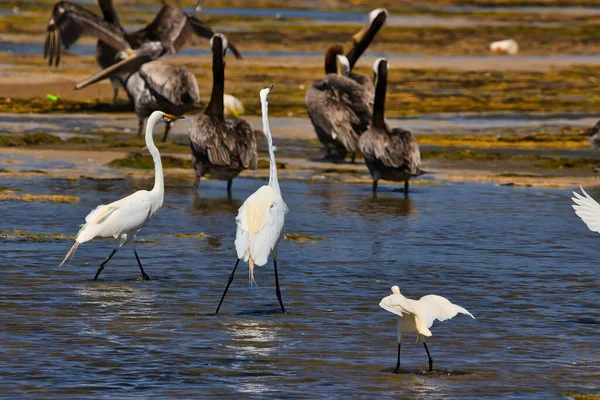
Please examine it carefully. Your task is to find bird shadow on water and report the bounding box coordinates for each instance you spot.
[382,367,471,377]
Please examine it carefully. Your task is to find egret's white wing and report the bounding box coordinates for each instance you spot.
[76,191,153,242]
[235,186,286,266]
[572,186,600,233]
[417,295,474,329]
[84,204,116,224]
[379,293,417,318]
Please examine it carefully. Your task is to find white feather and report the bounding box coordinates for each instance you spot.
[572,186,600,233]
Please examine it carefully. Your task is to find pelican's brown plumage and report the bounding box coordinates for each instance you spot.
[44,0,241,103]
[358,59,424,193]
[189,34,257,195]
[306,8,387,162]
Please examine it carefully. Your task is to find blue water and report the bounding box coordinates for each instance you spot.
[0,175,598,398]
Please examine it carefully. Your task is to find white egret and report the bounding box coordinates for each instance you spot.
[59,111,182,280]
[215,85,288,314]
[379,285,475,372]
[572,186,600,231]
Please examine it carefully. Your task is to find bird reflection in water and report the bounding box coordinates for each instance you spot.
[360,192,418,218]
[192,192,241,216]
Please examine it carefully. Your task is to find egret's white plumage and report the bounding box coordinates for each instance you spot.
[572,186,600,232]
[235,86,287,285]
[215,85,288,314]
[60,110,181,280]
[223,94,245,117]
[379,285,474,371]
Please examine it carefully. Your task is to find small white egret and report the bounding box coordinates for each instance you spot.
[215,85,288,314]
[572,186,600,231]
[59,111,182,280]
[379,286,475,372]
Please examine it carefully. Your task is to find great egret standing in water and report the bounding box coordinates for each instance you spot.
[59,111,182,280]
[215,85,288,314]
[379,286,474,372]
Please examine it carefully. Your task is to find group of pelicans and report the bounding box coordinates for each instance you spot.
[45,2,423,194]
[44,0,600,373]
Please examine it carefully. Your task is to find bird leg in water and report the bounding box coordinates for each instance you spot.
[215,258,240,315]
[423,342,433,372]
[112,88,119,106]
[132,247,151,281]
[273,259,285,313]
[193,163,204,192]
[404,180,409,194]
[372,180,378,193]
[161,121,172,142]
[395,342,401,373]
[93,247,120,281]
[351,153,356,163]
[137,119,144,137]
[227,179,232,197]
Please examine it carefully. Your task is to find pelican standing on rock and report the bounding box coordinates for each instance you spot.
[306,8,387,162]
[359,59,424,193]
[75,43,201,141]
[59,111,182,280]
[379,286,475,372]
[215,85,288,315]
[189,34,257,195]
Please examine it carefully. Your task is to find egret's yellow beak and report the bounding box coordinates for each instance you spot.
[164,114,184,121]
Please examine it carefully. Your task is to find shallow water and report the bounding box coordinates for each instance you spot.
[0,176,598,398]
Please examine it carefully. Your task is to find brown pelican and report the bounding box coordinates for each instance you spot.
[189,34,257,196]
[44,0,241,102]
[358,59,424,193]
[306,8,387,162]
[75,42,201,140]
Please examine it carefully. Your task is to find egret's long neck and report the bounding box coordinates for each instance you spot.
[261,98,279,191]
[372,67,387,129]
[145,113,164,197]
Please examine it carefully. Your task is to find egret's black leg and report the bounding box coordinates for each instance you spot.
[132,248,151,281]
[93,247,119,281]
[423,342,433,372]
[372,180,378,193]
[227,179,232,198]
[273,259,285,313]
[404,180,409,194]
[215,259,240,315]
[161,121,172,142]
[395,342,401,373]
[351,153,356,163]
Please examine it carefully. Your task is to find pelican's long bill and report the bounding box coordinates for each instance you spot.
[352,8,388,44]
[74,51,151,90]
[164,113,184,121]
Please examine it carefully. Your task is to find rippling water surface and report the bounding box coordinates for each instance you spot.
[1,177,599,398]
